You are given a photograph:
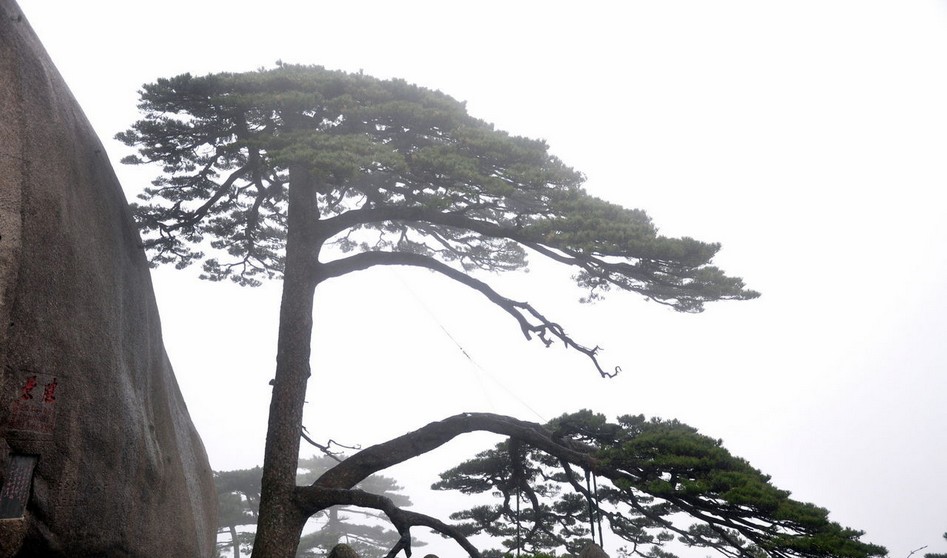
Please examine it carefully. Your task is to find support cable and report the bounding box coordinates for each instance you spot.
[585,469,596,544]
[392,270,546,422]
[516,489,522,558]
[593,473,604,547]
[511,438,523,558]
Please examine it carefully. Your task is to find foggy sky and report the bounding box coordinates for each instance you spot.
[14,2,947,557]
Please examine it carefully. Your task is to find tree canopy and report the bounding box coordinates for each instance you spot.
[285,411,885,558]
[434,411,885,558]
[117,63,757,332]
[118,64,762,558]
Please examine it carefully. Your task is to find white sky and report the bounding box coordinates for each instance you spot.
[14,1,947,557]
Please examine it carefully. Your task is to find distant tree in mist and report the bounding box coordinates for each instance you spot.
[216,467,262,558]
[295,456,421,558]
[214,458,418,558]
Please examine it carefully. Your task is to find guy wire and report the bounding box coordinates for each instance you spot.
[392,269,547,423]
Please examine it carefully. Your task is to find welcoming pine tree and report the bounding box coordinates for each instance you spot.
[117,64,769,558]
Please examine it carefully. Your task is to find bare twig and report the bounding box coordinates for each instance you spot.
[300,427,361,462]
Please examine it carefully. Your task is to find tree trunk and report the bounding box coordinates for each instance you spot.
[251,162,321,558]
[327,507,341,547]
[230,524,241,558]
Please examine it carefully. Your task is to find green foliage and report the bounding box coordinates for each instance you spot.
[117,65,555,284]
[118,64,757,311]
[215,467,262,557]
[923,532,947,558]
[434,411,885,558]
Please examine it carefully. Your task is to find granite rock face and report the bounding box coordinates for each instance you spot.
[0,2,216,556]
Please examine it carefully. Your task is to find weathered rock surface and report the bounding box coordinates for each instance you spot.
[0,2,216,556]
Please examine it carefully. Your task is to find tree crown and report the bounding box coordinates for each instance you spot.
[118,64,757,313]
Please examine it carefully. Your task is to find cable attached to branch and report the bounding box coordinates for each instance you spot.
[593,473,604,547]
[510,438,523,558]
[585,469,604,547]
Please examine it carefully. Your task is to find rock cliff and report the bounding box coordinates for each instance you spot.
[0,2,217,556]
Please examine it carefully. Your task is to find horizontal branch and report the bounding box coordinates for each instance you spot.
[320,205,516,242]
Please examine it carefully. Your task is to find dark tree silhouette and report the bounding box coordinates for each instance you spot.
[117,64,761,558]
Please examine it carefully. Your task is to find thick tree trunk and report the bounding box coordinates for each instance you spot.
[251,162,321,558]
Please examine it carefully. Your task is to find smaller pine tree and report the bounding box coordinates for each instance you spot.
[924,532,947,558]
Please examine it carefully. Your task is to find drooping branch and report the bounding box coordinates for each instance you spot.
[292,486,481,558]
[317,412,884,558]
[318,251,620,377]
[295,413,768,557]
[300,428,361,462]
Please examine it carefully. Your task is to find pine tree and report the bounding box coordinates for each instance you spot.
[118,64,759,558]
[296,456,419,558]
[216,467,263,557]
[924,532,947,558]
